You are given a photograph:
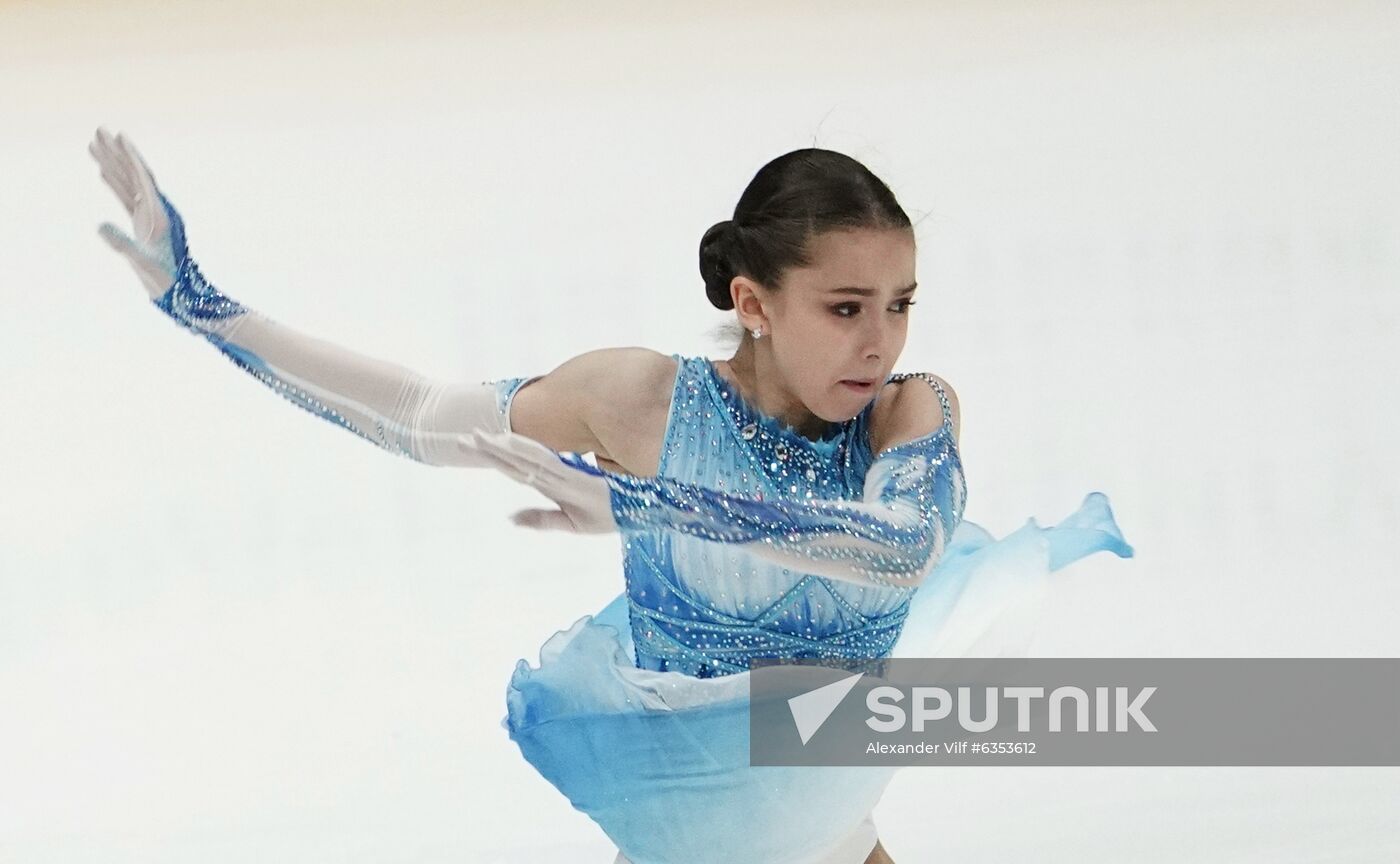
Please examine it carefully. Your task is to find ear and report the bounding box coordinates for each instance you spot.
[730,275,771,333]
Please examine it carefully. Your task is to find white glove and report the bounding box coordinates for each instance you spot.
[90,127,534,466]
[459,430,617,534]
[91,128,180,299]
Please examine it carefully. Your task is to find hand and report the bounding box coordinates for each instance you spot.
[90,128,180,298]
[457,430,618,534]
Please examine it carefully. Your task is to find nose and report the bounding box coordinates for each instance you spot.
[860,314,893,362]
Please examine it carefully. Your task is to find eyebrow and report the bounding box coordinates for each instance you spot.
[827,283,918,297]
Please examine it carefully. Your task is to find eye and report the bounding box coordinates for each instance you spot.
[830,299,917,318]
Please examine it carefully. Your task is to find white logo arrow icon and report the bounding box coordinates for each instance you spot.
[788,671,865,745]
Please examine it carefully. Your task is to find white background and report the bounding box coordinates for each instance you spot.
[2,1,1397,861]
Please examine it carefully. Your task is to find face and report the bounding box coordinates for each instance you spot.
[741,227,918,422]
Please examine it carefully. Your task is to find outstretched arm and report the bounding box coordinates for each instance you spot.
[90,128,535,465]
[464,423,967,590]
[584,430,965,588]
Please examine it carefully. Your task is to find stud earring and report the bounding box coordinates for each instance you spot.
[752,327,762,339]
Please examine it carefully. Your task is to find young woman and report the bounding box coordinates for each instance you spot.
[91,129,1133,863]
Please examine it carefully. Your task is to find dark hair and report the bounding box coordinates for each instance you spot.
[698,148,913,312]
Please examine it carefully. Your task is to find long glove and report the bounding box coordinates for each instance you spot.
[90,128,530,465]
[460,426,967,590]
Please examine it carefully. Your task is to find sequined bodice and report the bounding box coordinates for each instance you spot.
[616,354,918,677]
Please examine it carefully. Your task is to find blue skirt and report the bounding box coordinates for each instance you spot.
[504,492,1134,864]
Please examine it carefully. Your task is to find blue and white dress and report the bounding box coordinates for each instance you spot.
[495,356,1133,864]
[141,192,1133,864]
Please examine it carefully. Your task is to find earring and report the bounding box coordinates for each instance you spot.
[752,327,763,339]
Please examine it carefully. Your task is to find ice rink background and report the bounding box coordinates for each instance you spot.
[2,0,1398,860]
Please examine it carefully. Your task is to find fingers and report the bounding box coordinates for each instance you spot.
[446,447,500,470]
[450,435,498,470]
[116,131,160,185]
[91,144,137,210]
[117,133,161,205]
[474,430,572,481]
[97,222,139,257]
[494,431,566,465]
[102,166,138,213]
[113,133,163,245]
[510,508,572,531]
[91,132,138,213]
[471,431,526,467]
[456,432,542,488]
[96,129,136,198]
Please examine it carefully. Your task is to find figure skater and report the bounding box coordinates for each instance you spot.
[91,128,1132,863]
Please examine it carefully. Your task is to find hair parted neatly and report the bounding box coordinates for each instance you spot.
[698,148,913,313]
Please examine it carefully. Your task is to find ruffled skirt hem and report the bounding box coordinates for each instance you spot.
[503,491,1133,864]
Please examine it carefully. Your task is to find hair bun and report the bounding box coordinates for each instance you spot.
[695,148,912,322]
[700,220,736,310]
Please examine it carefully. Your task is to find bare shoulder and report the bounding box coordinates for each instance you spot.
[869,372,961,455]
[508,346,677,469]
[567,346,678,424]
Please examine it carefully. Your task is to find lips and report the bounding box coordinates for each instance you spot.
[840,379,875,391]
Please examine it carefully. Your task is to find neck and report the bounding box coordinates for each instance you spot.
[725,339,835,442]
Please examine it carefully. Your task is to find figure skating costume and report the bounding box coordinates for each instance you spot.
[143,192,1133,864]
